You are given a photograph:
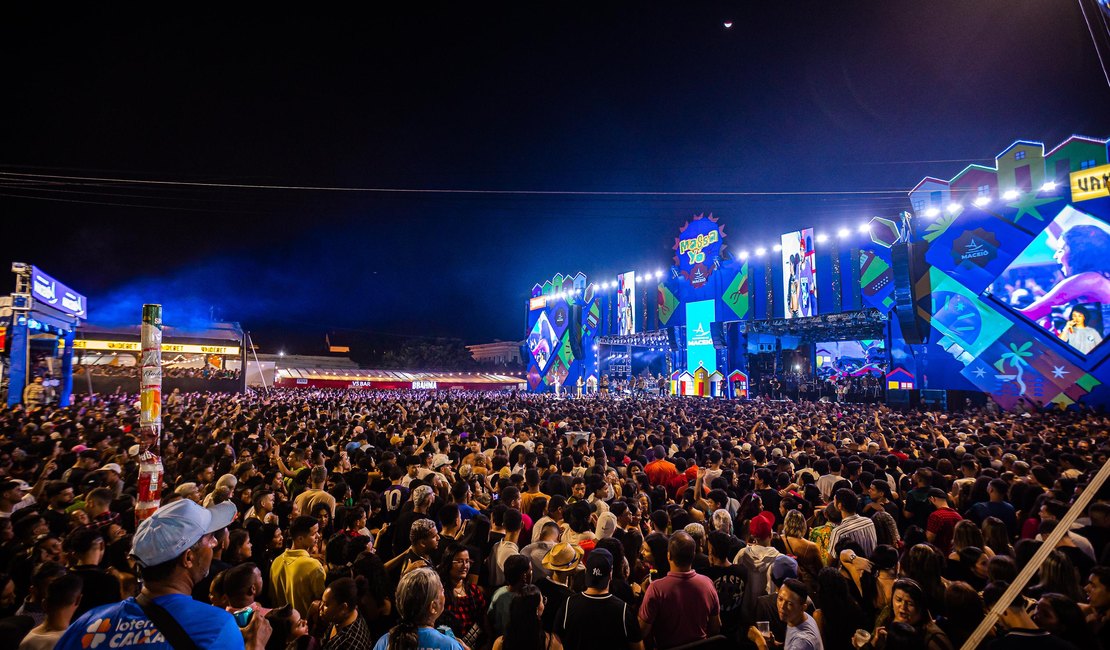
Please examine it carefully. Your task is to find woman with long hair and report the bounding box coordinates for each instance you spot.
[226,529,254,565]
[1034,592,1099,649]
[936,581,982,649]
[374,568,463,650]
[874,579,954,650]
[1027,550,1084,602]
[264,604,312,650]
[981,517,1013,557]
[778,509,821,593]
[436,543,487,649]
[943,546,989,591]
[949,520,989,559]
[493,584,562,650]
[319,577,371,649]
[1020,224,1110,321]
[900,544,947,618]
[813,567,869,650]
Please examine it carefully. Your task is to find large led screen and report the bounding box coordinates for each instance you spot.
[990,206,1110,355]
[527,311,559,372]
[617,271,637,335]
[686,300,716,373]
[782,228,817,319]
[815,340,886,379]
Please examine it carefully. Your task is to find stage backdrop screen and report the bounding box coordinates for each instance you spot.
[686,299,716,373]
[617,271,637,335]
[989,205,1110,355]
[781,228,818,319]
[815,339,886,379]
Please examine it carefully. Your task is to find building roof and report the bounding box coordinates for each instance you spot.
[908,176,950,194]
[1045,134,1109,157]
[277,368,524,383]
[78,321,243,342]
[949,163,997,185]
[994,140,1045,160]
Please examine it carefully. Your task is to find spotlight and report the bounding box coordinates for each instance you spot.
[654,270,663,279]
[772,244,782,252]
[1003,189,1020,200]
[1041,181,1057,192]
[857,222,870,233]
[947,203,961,213]
[974,196,990,207]
[925,207,940,218]
[816,233,829,243]
[739,251,749,260]
[755,247,766,256]
[837,227,850,238]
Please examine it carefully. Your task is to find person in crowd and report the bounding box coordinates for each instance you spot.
[0,385,1102,650]
[982,581,1077,650]
[493,583,562,650]
[639,531,721,648]
[18,573,82,650]
[748,578,823,650]
[271,515,326,617]
[55,498,270,649]
[436,543,487,649]
[64,527,121,616]
[488,554,532,638]
[537,542,581,633]
[319,577,372,650]
[873,579,952,650]
[373,568,463,650]
[555,547,643,650]
[264,605,311,650]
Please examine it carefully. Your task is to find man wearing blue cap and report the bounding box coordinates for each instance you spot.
[55,499,270,649]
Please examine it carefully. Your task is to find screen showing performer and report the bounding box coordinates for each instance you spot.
[617,271,637,335]
[990,206,1110,355]
[781,228,818,319]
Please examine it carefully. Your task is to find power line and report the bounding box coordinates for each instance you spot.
[1078,0,1110,90]
[0,170,911,197]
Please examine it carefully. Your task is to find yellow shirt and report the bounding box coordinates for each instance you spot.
[270,548,325,615]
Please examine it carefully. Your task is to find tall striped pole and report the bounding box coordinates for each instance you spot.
[135,304,164,521]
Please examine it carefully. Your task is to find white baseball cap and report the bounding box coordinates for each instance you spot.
[131,499,237,567]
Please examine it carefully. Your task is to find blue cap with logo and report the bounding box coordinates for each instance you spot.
[131,499,237,567]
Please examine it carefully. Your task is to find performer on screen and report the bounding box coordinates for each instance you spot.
[1060,306,1104,354]
[1020,224,1110,324]
[788,254,801,318]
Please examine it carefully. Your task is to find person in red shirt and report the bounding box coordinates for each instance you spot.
[643,446,679,490]
[925,487,962,554]
[638,531,721,648]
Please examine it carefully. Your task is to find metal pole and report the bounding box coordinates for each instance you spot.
[135,304,164,522]
[961,457,1110,649]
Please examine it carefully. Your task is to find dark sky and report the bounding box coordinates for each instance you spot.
[2,4,1109,353]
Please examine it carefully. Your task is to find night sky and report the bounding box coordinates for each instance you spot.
[2,4,1108,353]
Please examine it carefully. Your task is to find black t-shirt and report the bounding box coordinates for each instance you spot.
[536,577,575,633]
[70,565,122,618]
[555,592,642,650]
[987,629,1079,650]
[702,564,746,637]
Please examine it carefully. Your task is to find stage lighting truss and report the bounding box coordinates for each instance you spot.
[596,330,670,348]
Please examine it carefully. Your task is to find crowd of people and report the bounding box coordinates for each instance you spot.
[754,373,884,403]
[0,387,1105,649]
[78,364,242,380]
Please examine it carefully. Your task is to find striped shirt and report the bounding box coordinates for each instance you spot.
[828,514,876,558]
